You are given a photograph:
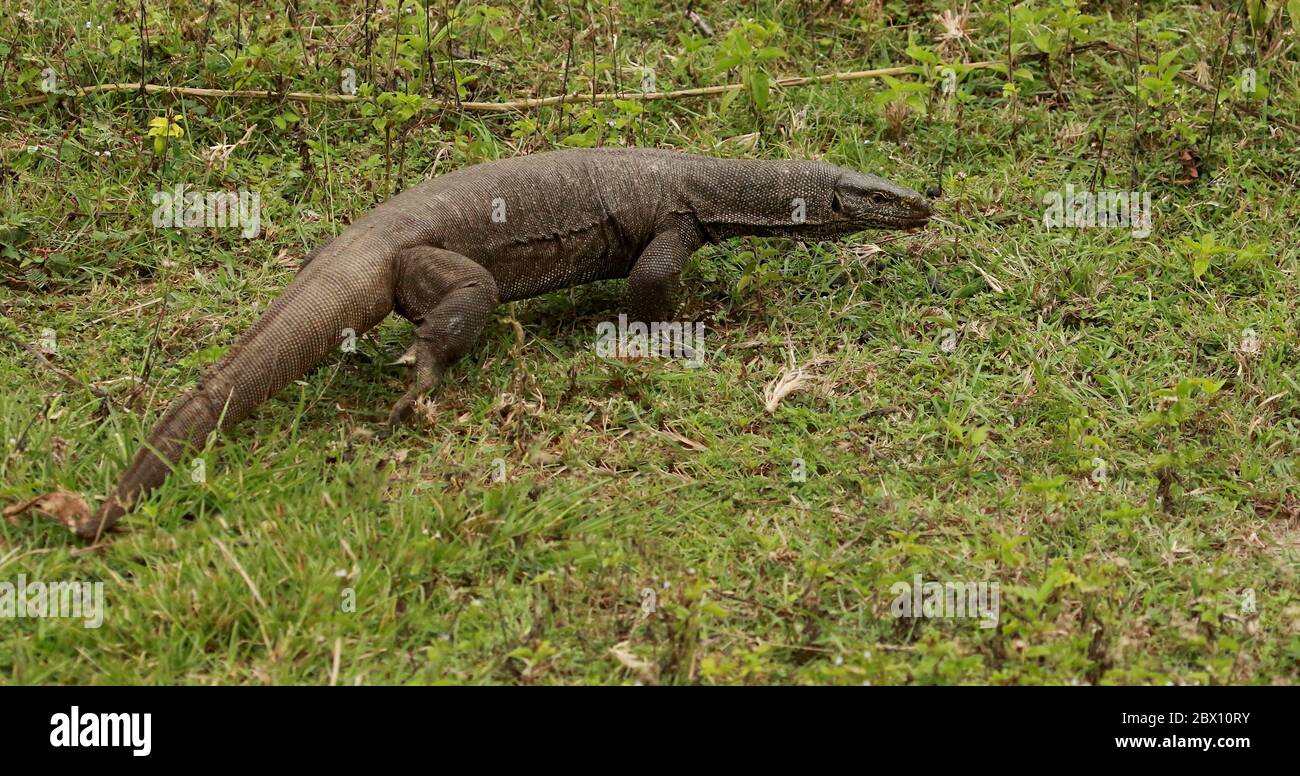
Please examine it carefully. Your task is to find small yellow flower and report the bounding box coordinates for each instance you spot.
[147,115,185,139]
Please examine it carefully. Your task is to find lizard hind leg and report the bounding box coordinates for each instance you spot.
[387,246,499,427]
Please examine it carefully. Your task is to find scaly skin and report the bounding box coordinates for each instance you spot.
[79,148,931,540]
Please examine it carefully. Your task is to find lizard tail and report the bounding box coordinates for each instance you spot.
[78,246,394,540]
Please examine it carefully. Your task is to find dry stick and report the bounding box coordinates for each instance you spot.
[687,6,714,37]
[307,113,337,238]
[11,396,52,455]
[84,296,163,326]
[608,0,620,97]
[935,120,948,198]
[1129,0,1141,191]
[364,0,374,84]
[1202,13,1239,181]
[286,0,311,70]
[1006,2,1018,165]
[134,287,172,404]
[212,537,274,652]
[135,134,180,404]
[388,0,401,93]
[329,637,342,686]
[1088,125,1108,192]
[445,0,460,110]
[137,0,148,104]
[1244,0,1263,125]
[213,538,268,608]
[561,0,576,133]
[383,0,404,195]
[7,63,985,112]
[2,332,111,402]
[637,43,649,142]
[16,51,1291,135]
[0,14,16,84]
[199,1,217,83]
[423,0,435,97]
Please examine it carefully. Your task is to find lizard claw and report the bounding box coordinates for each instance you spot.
[377,396,415,439]
[390,344,418,366]
[385,368,434,431]
[386,392,416,428]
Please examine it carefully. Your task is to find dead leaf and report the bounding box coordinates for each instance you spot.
[609,641,659,683]
[4,491,91,531]
[720,132,759,150]
[647,424,708,452]
[763,364,818,413]
[1174,148,1200,184]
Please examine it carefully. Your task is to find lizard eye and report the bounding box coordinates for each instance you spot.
[869,191,890,205]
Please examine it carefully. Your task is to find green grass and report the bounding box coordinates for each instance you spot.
[1,0,1298,684]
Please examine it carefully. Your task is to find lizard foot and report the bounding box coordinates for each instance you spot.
[384,339,438,432]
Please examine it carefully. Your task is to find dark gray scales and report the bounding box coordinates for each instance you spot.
[80,148,931,539]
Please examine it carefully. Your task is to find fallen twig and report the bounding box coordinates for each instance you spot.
[686,9,714,37]
[2,331,111,401]
[7,62,1003,113]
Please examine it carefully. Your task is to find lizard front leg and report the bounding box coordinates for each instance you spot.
[624,218,703,324]
[388,246,499,427]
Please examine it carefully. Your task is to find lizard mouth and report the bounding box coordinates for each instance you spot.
[880,199,933,230]
[880,213,931,230]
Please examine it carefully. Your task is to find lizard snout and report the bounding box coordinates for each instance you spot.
[912,196,933,219]
[897,194,932,228]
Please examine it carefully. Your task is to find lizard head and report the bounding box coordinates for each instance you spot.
[687,157,932,241]
[827,169,932,232]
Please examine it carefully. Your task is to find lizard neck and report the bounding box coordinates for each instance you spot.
[674,156,843,240]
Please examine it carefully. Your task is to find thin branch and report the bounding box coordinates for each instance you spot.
[1129,0,1141,190]
[1203,12,1239,179]
[2,331,112,401]
[15,47,1291,136]
[6,62,1001,113]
